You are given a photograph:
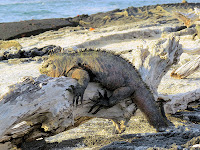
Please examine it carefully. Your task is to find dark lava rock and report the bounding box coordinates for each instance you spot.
[22,45,62,58]
[0,18,77,40]
[0,45,62,61]
[100,127,200,150]
[173,105,200,123]
[71,3,200,28]
[41,45,62,55]
[4,48,22,59]
[1,3,200,40]
[0,48,22,60]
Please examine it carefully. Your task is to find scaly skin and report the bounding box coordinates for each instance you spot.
[40,49,169,132]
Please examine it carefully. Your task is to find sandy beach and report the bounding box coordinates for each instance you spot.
[1,3,200,150]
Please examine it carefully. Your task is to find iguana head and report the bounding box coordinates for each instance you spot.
[40,56,64,77]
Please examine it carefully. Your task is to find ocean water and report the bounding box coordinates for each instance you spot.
[0,0,199,23]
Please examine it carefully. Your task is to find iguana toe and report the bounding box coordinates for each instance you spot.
[88,91,110,114]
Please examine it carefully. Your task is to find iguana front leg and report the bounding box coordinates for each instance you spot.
[89,86,133,114]
[67,68,90,106]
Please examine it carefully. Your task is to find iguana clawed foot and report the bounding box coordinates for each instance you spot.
[67,84,85,106]
[88,91,110,114]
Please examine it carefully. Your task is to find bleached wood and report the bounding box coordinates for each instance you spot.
[0,75,136,144]
[183,48,200,55]
[132,36,200,114]
[132,36,183,94]
[173,8,200,27]
[159,87,200,114]
[171,56,200,79]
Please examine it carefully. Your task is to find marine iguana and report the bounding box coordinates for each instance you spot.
[40,49,169,132]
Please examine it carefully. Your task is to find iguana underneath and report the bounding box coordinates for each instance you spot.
[40,49,169,132]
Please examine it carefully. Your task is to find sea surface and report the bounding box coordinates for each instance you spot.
[0,0,199,23]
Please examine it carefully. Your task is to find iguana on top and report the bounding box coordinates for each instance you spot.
[40,49,169,132]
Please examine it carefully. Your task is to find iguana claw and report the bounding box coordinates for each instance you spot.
[88,90,110,114]
[67,85,85,106]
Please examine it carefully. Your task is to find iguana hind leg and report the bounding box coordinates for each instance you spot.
[67,68,90,106]
[89,86,133,114]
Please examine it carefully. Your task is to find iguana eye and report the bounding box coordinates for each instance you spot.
[43,62,50,68]
[45,64,49,68]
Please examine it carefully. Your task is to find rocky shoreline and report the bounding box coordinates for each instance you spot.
[1,3,200,41]
[1,2,200,150]
[0,18,76,40]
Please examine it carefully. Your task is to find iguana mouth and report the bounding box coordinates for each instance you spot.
[39,67,48,75]
[40,61,54,76]
[40,62,64,77]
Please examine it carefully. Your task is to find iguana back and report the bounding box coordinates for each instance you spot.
[40,49,170,132]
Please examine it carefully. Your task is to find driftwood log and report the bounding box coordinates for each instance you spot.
[173,7,200,28]
[132,37,200,114]
[132,36,182,95]
[171,55,200,79]
[171,9,200,80]
[159,88,200,114]
[0,76,137,146]
[2,36,200,147]
[183,47,200,55]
